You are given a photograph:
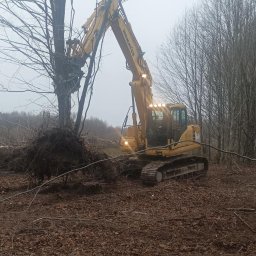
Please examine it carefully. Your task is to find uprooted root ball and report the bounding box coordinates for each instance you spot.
[24,128,118,183]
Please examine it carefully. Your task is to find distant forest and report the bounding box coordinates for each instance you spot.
[0,112,119,146]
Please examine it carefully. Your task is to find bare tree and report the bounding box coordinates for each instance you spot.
[0,0,103,131]
[157,8,207,143]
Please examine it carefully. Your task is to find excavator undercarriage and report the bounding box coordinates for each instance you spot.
[141,156,208,185]
[121,155,208,185]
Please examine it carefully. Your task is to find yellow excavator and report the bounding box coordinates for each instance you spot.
[68,0,208,184]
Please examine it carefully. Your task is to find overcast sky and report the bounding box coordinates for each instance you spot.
[0,0,200,126]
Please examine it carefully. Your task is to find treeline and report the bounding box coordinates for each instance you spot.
[82,117,119,141]
[0,112,119,145]
[157,0,256,161]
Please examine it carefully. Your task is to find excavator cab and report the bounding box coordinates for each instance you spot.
[146,104,188,147]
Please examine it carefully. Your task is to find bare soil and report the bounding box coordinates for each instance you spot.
[0,164,255,255]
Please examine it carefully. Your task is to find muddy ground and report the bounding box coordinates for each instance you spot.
[0,164,255,255]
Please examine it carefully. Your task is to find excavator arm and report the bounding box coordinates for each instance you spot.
[111,3,152,141]
[67,0,152,150]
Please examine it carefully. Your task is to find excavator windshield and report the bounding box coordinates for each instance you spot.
[147,107,169,147]
[151,110,164,121]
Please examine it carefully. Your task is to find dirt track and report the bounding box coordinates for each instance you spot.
[0,165,255,255]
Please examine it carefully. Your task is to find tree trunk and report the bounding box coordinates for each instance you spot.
[57,88,72,128]
[51,0,72,128]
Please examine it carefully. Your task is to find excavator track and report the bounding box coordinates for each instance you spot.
[141,156,208,185]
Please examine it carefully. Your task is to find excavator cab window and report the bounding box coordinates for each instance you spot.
[146,108,169,147]
[152,110,164,121]
[170,108,187,141]
[171,109,187,126]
